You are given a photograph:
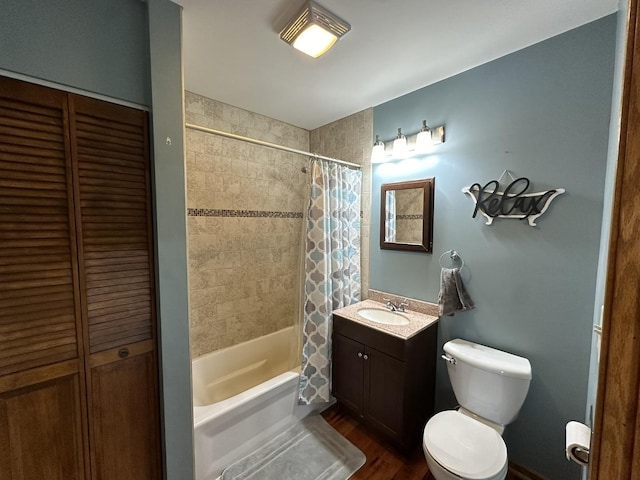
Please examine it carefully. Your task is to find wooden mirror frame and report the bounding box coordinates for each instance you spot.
[380,178,434,253]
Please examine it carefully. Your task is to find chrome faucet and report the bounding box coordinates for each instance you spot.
[383,297,410,313]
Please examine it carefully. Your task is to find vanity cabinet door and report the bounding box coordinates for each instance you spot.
[332,333,364,415]
[364,346,405,442]
[332,327,405,441]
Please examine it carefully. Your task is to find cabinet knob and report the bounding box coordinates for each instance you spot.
[357,352,363,358]
[118,348,130,359]
[363,354,369,360]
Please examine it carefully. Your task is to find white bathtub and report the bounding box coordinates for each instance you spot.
[192,326,325,480]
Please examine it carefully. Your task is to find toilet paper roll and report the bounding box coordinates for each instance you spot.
[565,421,591,467]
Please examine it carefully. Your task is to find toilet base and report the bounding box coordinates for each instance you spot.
[423,443,508,480]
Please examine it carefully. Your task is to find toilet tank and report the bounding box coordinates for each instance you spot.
[443,339,532,426]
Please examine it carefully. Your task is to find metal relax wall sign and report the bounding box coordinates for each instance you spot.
[462,171,565,227]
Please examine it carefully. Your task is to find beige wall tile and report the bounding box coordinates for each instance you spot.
[186,92,372,357]
[186,92,309,357]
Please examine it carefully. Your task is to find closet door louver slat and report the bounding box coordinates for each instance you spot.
[0,79,81,376]
[70,97,154,354]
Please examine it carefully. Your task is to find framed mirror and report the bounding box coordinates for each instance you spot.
[380,178,435,253]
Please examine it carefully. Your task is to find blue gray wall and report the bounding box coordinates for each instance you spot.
[371,15,616,480]
[0,0,150,106]
[0,1,194,478]
[148,1,194,479]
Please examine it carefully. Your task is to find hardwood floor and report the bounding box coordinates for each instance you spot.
[322,405,433,480]
[322,405,530,480]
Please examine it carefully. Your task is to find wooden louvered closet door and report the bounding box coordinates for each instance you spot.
[0,76,161,480]
[68,96,160,480]
[0,76,87,479]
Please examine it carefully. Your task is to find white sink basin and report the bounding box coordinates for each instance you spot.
[357,308,410,326]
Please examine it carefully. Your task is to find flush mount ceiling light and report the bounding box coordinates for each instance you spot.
[280,1,351,58]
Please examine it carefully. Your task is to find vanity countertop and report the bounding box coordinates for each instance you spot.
[333,299,439,340]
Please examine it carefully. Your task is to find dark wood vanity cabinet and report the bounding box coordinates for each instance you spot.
[332,314,438,451]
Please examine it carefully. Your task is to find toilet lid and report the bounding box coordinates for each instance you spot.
[423,411,507,480]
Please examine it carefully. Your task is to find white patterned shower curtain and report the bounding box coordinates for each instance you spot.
[298,158,361,405]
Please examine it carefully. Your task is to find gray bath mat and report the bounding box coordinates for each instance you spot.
[221,414,366,480]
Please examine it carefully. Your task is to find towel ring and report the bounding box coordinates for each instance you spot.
[439,250,465,271]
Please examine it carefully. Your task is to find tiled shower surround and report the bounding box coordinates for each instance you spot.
[185,91,372,357]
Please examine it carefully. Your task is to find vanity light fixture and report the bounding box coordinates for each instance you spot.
[372,121,445,163]
[372,135,385,163]
[280,1,351,58]
[392,128,408,156]
[415,120,432,151]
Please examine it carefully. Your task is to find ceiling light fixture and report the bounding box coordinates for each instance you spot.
[372,121,445,163]
[280,1,351,58]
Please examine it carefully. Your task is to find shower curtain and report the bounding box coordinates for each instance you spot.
[298,158,361,405]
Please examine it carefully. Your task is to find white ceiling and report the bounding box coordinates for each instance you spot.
[176,0,618,131]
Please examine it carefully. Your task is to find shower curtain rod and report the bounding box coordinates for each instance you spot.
[185,123,362,169]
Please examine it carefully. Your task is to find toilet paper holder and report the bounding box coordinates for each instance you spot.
[566,421,591,467]
[571,446,589,465]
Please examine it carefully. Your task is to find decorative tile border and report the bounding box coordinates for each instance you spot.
[188,208,302,218]
[188,208,365,220]
[396,214,423,220]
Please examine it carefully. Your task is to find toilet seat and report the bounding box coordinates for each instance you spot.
[423,411,507,480]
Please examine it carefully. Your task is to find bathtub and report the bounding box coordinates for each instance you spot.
[192,326,325,480]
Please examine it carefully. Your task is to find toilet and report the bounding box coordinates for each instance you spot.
[423,339,532,480]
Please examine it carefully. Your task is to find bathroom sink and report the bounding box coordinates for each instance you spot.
[357,308,410,326]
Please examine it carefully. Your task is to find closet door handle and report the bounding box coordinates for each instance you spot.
[357,352,363,358]
[363,354,369,360]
